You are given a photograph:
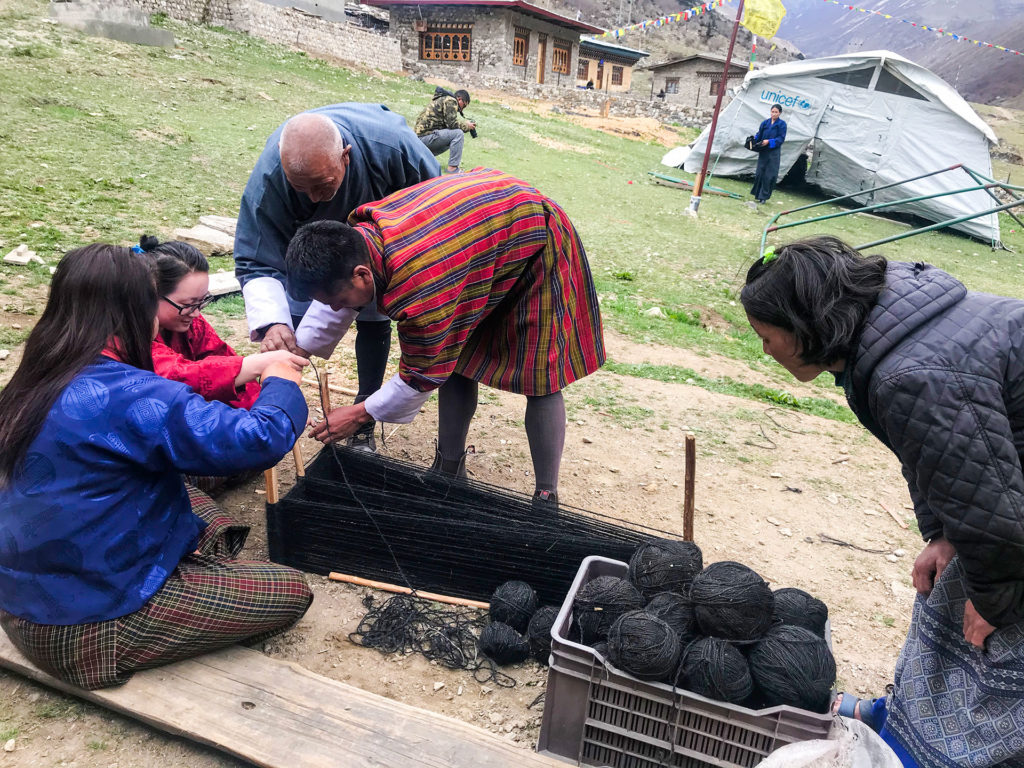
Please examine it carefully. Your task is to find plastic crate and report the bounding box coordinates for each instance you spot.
[536,556,835,768]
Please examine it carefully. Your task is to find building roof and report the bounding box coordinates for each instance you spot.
[645,52,748,73]
[579,37,649,64]
[360,0,604,33]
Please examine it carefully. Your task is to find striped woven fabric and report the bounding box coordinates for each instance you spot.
[0,485,312,690]
[353,168,605,396]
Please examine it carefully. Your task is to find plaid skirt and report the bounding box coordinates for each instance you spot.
[0,485,312,690]
[454,197,606,396]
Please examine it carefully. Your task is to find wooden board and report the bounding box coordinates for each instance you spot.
[0,634,563,768]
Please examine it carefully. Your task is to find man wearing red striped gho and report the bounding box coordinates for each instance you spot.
[285,168,606,506]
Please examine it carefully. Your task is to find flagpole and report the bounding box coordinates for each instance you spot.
[687,0,745,216]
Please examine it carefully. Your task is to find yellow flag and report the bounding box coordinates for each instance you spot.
[741,0,786,39]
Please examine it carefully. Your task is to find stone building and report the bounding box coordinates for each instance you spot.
[646,53,750,109]
[575,38,647,93]
[361,0,602,87]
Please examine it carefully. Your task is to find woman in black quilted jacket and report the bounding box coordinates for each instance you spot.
[742,236,1024,768]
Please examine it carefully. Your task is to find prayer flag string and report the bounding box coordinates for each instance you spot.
[819,0,1024,57]
[596,0,728,40]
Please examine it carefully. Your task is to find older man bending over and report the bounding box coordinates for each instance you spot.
[234,103,437,451]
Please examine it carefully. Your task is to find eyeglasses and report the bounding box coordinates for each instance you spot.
[162,294,215,315]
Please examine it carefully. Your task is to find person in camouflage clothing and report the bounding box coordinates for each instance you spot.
[414,87,475,173]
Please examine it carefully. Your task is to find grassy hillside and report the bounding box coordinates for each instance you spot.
[2,0,1023,416]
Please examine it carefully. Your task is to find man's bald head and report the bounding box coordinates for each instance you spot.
[279,113,351,203]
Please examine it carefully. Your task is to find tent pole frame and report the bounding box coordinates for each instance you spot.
[758,165,1024,257]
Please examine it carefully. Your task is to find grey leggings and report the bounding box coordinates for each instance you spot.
[437,374,565,493]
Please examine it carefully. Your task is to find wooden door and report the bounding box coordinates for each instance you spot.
[595,61,604,90]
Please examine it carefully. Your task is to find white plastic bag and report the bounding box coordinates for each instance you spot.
[754,717,904,768]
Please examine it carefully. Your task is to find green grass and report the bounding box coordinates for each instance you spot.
[603,361,857,423]
[1,0,1023,414]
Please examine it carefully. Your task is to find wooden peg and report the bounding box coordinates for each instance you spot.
[292,443,305,478]
[683,433,696,542]
[264,465,279,504]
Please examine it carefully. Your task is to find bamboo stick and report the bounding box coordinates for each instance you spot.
[328,572,490,610]
[878,500,909,530]
[683,433,696,542]
[318,372,332,413]
[303,377,357,398]
[292,443,305,478]
[264,465,279,504]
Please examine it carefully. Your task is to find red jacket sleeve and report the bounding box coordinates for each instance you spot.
[152,316,246,405]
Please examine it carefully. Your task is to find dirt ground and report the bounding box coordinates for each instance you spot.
[0,316,922,767]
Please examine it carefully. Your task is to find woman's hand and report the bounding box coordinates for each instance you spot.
[309,403,370,443]
[259,357,308,386]
[237,350,309,387]
[912,536,956,595]
[963,600,997,649]
[760,139,769,147]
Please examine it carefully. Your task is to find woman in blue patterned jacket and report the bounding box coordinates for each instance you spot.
[742,235,1024,768]
[750,103,787,204]
[0,244,313,690]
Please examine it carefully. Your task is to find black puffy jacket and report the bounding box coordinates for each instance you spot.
[845,261,1024,627]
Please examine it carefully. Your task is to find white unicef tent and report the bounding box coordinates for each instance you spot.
[682,51,1000,243]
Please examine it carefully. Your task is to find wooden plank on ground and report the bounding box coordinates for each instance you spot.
[0,633,563,768]
[173,224,234,255]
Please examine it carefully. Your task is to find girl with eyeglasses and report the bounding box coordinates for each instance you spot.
[138,235,307,410]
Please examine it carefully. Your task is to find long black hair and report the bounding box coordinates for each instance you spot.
[741,236,887,366]
[0,244,158,487]
[138,234,209,296]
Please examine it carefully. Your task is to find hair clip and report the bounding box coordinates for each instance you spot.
[761,247,778,265]
[130,245,145,255]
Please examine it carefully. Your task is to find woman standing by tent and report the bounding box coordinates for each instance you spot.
[750,104,787,203]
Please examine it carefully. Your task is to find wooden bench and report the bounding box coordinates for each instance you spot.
[0,634,565,768]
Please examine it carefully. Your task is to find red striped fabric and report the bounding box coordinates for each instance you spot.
[353,168,605,396]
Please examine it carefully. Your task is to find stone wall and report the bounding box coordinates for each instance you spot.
[123,0,400,70]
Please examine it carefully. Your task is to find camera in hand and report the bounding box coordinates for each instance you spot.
[469,127,478,139]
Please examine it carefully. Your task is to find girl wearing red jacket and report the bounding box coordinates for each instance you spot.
[140,236,305,408]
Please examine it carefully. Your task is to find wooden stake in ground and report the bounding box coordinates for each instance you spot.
[683,433,696,542]
[292,443,305,478]
[264,465,279,504]
[329,572,490,610]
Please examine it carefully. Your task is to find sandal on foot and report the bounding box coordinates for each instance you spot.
[835,692,885,732]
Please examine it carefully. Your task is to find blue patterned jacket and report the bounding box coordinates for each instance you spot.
[0,356,307,625]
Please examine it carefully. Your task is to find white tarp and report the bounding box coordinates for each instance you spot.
[682,51,1000,243]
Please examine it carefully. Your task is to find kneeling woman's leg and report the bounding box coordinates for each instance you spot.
[0,487,312,690]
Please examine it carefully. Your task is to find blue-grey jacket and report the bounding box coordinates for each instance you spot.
[844,261,1024,627]
[233,103,438,334]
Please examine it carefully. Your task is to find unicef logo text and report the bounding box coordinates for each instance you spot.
[760,89,812,111]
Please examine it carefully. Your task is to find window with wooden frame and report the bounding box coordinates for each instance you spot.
[611,65,623,85]
[552,39,571,75]
[577,57,589,80]
[420,24,473,61]
[513,26,528,66]
[665,78,679,94]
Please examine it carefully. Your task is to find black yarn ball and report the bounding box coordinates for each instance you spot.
[479,621,530,666]
[526,605,560,664]
[645,591,698,645]
[628,538,704,599]
[772,587,829,638]
[690,561,775,641]
[573,576,644,645]
[489,580,539,632]
[607,610,681,682]
[677,637,753,705]
[748,624,836,713]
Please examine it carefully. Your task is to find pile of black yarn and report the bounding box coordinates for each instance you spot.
[575,540,836,714]
[628,539,703,599]
[573,575,644,645]
[478,579,561,669]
